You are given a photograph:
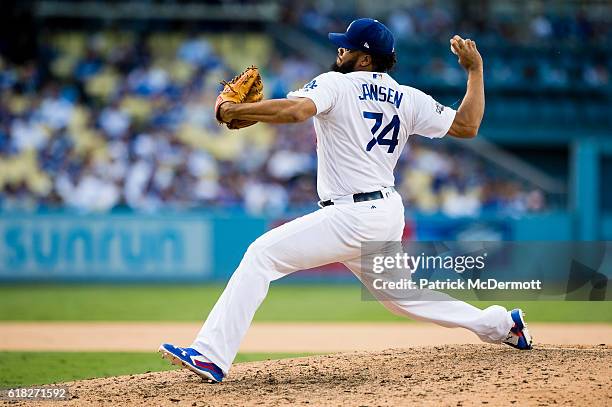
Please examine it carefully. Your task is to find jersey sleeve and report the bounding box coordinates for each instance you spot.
[287,72,342,116]
[409,88,456,139]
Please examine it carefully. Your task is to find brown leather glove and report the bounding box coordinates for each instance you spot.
[214,65,264,130]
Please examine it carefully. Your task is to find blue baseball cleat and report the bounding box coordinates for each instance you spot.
[502,309,533,350]
[158,343,224,383]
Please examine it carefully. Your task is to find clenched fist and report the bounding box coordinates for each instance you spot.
[450,35,483,73]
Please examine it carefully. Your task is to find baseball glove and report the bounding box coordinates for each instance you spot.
[214,65,264,130]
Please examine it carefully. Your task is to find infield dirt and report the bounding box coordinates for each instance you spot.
[9,344,611,406]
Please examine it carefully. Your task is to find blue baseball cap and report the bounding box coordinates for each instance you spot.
[328,18,395,55]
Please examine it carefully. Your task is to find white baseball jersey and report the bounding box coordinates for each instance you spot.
[287,71,456,201]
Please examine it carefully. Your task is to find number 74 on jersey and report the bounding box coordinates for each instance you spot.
[363,111,400,154]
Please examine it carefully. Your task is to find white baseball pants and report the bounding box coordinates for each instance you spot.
[192,191,514,374]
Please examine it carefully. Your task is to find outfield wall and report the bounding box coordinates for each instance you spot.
[0,210,584,282]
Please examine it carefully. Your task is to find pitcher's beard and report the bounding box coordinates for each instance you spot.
[331,60,356,74]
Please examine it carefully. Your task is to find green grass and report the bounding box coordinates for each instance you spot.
[0,352,312,388]
[0,284,610,322]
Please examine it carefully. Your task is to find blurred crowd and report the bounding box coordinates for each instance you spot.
[397,142,545,217]
[0,20,551,215]
[289,1,611,90]
[293,1,611,44]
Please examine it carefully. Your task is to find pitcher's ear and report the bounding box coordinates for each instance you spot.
[359,54,372,68]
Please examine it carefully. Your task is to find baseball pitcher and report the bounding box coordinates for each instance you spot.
[160,18,533,383]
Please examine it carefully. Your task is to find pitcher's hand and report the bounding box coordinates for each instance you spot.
[450,35,483,72]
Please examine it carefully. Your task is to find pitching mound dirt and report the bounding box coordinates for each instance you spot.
[14,344,612,406]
